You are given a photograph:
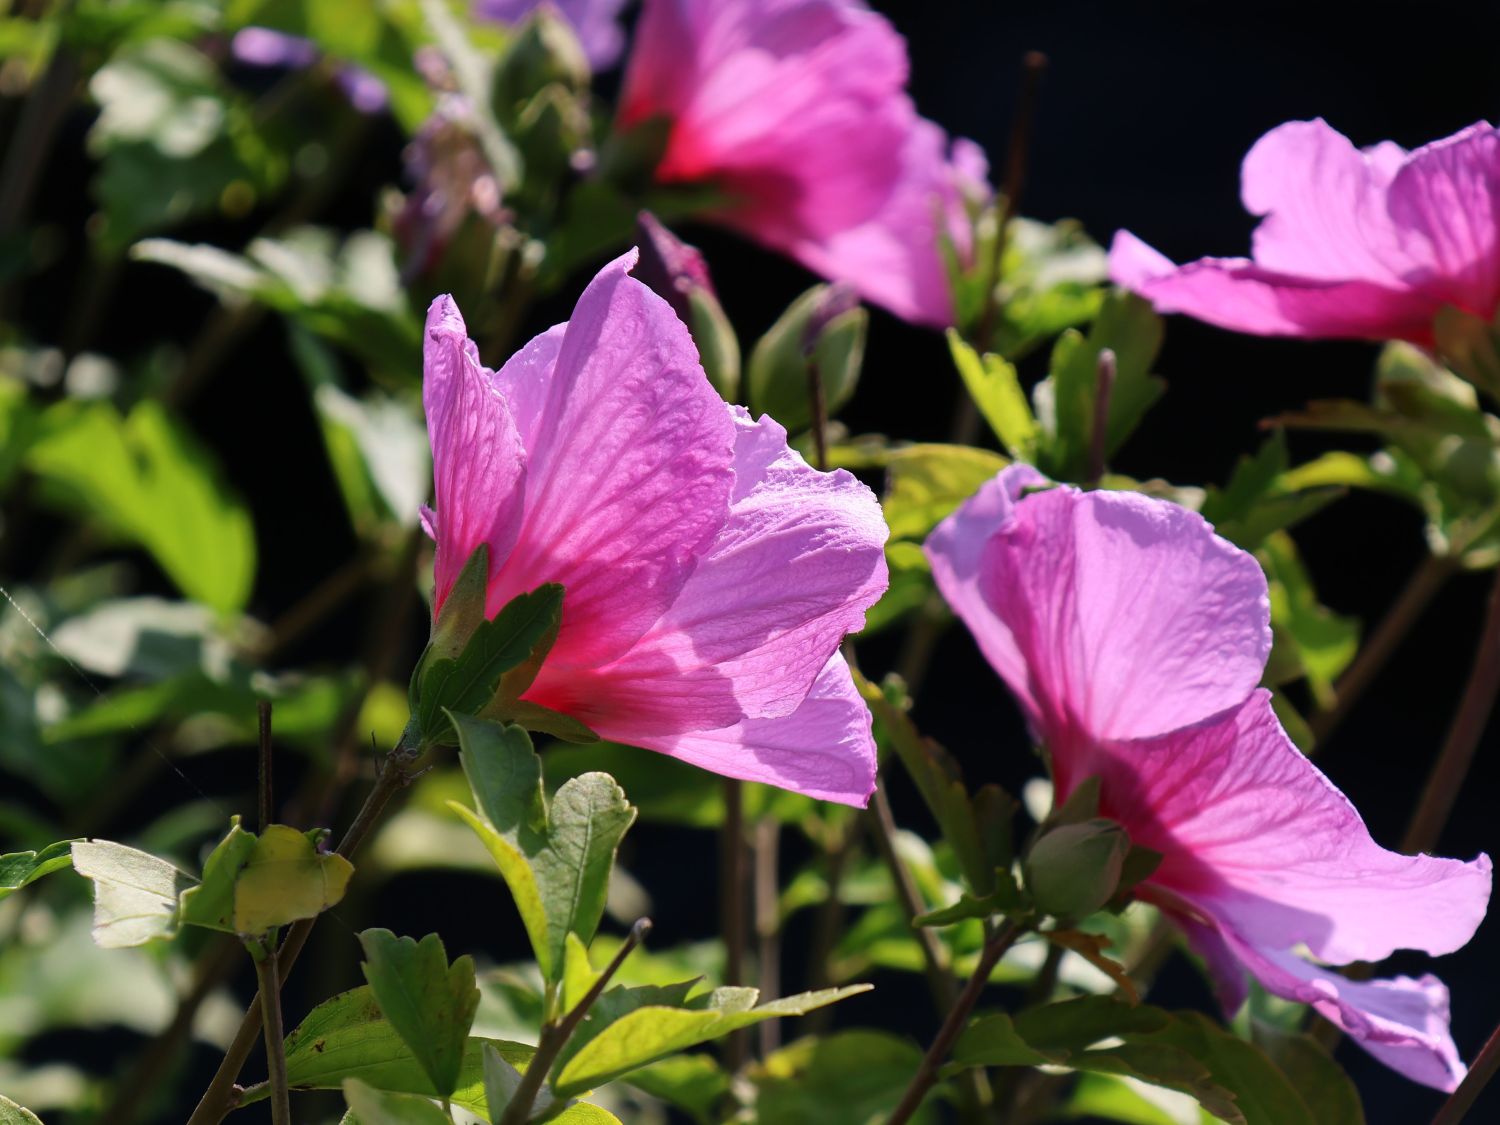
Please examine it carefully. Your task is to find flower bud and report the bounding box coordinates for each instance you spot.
[748,283,866,433]
[635,213,740,399]
[1023,817,1130,921]
[491,7,590,125]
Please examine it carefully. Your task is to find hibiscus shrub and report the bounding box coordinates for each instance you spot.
[1,2,1497,1124]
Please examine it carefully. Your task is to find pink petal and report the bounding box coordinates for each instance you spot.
[1222,936,1467,1092]
[958,480,1270,750]
[1112,692,1491,966]
[1108,231,1438,343]
[925,463,1050,722]
[526,408,888,735]
[423,296,527,613]
[484,250,737,667]
[603,652,878,807]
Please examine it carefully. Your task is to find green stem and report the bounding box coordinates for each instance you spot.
[720,777,748,1071]
[498,919,652,1125]
[251,948,291,1125]
[885,920,1026,1125]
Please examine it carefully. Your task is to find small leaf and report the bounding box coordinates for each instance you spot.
[750,1030,931,1125]
[881,443,1009,541]
[947,330,1038,460]
[0,840,75,902]
[359,930,481,1100]
[553,985,870,1095]
[562,933,602,1016]
[1044,931,1138,1004]
[626,1055,730,1123]
[176,818,258,933]
[0,1097,43,1125]
[71,839,193,948]
[233,825,354,934]
[342,1078,452,1125]
[1249,1023,1365,1125]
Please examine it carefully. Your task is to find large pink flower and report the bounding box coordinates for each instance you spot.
[1110,119,1500,346]
[616,0,978,327]
[926,465,1493,1090]
[422,250,888,805]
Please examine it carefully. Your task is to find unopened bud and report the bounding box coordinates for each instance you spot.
[1023,817,1129,921]
[748,283,867,434]
[635,213,740,399]
[491,6,590,124]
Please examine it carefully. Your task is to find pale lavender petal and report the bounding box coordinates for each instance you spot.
[484,250,737,667]
[526,407,887,733]
[1221,936,1467,1092]
[422,296,527,612]
[975,483,1270,751]
[232,27,318,68]
[925,463,1050,723]
[603,653,878,807]
[335,67,389,113]
[1095,692,1492,965]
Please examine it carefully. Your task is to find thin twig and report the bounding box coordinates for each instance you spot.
[867,788,957,1010]
[1310,554,1456,745]
[257,546,380,663]
[499,919,653,1125]
[257,700,274,833]
[1431,1017,1500,1125]
[754,817,782,1057]
[886,920,1026,1125]
[1402,564,1500,855]
[721,777,748,1071]
[186,747,419,1125]
[1086,349,1116,488]
[250,949,291,1125]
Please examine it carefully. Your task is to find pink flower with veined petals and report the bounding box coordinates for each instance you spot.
[616,0,980,327]
[926,465,1493,1090]
[1110,119,1500,346]
[422,250,889,805]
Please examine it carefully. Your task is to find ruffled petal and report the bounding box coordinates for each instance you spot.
[1108,231,1439,343]
[485,251,737,667]
[925,463,1050,720]
[526,408,888,735]
[422,296,527,613]
[1221,935,1467,1092]
[972,482,1270,749]
[1097,692,1492,965]
[606,653,877,806]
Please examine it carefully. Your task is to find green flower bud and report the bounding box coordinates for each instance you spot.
[491,8,590,125]
[1023,817,1130,921]
[747,283,866,434]
[634,212,740,400]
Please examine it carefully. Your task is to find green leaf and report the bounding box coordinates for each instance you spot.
[1259,532,1359,708]
[625,1055,730,1123]
[232,825,354,934]
[482,1042,532,1123]
[1036,290,1165,480]
[561,933,602,1017]
[553,984,870,1096]
[882,443,1009,541]
[1248,1024,1364,1125]
[0,841,75,902]
[270,985,531,1114]
[70,839,193,947]
[947,330,1038,460]
[1200,432,1345,550]
[451,716,636,980]
[416,585,564,744]
[342,1078,452,1125]
[176,818,258,933]
[359,930,481,1100]
[0,1095,43,1125]
[1065,1072,1201,1125]
[24,399,256,613]
[750,1030,933,1125]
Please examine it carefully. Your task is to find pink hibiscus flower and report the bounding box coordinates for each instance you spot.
[1110,119,1500,346]
[616,0,980,327]
[421,250,889,805]
[926,464,1493,1089]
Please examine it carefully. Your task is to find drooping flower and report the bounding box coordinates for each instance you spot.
[422,250,889,805]
[616,0,981,327]
[926,465,1492,1090]
[1109,119,1500,346]
[474,0,631,69]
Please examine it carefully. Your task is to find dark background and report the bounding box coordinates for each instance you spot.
[10,1,1500,1121]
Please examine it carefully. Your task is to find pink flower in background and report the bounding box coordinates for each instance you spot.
[617,0,980,327]
[926,465,1493,1090]
[475,0,631,68]
[422,250,888,805]
[1110,119,1500,346]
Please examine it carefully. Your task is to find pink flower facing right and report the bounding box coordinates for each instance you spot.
[1110,119,1500,347]
[926,465,1493,1090]
[422,250,889,805]
[616,0,981,327]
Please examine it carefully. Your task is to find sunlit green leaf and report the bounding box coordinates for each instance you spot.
[882,444,1008,541]
[342,1079,451,1125]
[948,331,1037,461]
[0,841,75,902]
[0,1095,44,1125]
[71,840,193,948]
[750,1030,933,1125]
[232,825,353,934]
